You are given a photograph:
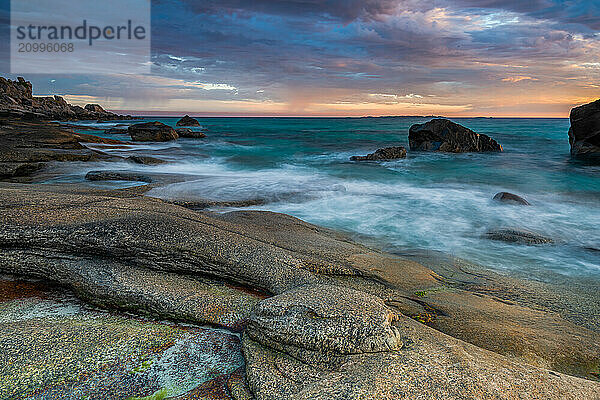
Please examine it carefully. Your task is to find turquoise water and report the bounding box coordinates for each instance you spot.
[69,117,600,281]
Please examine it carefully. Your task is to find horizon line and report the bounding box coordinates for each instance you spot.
[110,110,571,119]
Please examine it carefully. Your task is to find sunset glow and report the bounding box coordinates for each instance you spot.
[8,0,600,117]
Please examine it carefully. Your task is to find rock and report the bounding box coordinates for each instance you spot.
[409,119,503,152]
[247,284,403,364]
[176,115,201,127]
[350,146,407,161]
[128,121,179,142]
[73,133,128,145]
[104,128,128,135]
[493,192,530,205]
[0,162,45,179]
[568,99,600,160]
[176,127,207,138]
[484,228,554,245]
[85,170,153,183]
[0,279,245,399]
[126,155,166,165]
[243,284,600,400]
[0,120,111,179]
[0,184,598,386]
[85,104,105,113]
[0,76,134,121]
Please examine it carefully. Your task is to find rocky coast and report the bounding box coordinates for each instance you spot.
[0,78,599,399]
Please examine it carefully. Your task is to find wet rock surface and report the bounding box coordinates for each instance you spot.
[485,228,554,245]
[493,191,531,205]
[129,121,179,142]
[177,127,207,138]
[409,119,503,152]
[569,99,600,161]
[85,170,154,183]
[0,120,113,179]
[0,183,598,398]
[126,155,167,165]
[350,146,407,161]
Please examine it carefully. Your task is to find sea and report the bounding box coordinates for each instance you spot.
[56,117,600,283]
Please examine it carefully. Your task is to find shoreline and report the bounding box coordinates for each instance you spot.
[0,115,599,398]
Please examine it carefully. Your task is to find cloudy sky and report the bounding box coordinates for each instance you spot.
[4,0,600,116]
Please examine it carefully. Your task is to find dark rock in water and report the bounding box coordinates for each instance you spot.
[409,119,503,153]
[493,192,530,205]
[350,146,407,161]
[104,128,128,135]
[176,115,201,127]
[568,99,600,161]
[484,228,554,245]
[85,170,153,183]
[128,121,179,142]
[176,127,206,138]
[126,155,166,165]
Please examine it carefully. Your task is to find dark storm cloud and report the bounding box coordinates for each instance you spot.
[16,0,598,116]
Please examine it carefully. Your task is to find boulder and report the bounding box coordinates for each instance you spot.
[409,119,503,153]
[176,127,206,138]
[493,192,530,205]
[350,146,407,161]
[128,121,179,142]
[568,99,600,160]
[484,228,554,245]
[85,104,106,113]
[246,284,403,364]
[176,115,201,127]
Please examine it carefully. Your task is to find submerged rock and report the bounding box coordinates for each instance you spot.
[176,127,207,138]
[484,228,554,245]
[176,115,201,127]
[85,170,153,183]
[126,155,166,165]
[568,99,600,160]
[493,192,530,205]
[128,121,179,142]
[104,128,128,135]
[409,119,503,153]
[350,146,407,161]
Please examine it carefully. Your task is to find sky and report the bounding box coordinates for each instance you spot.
[3,0,600,117]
